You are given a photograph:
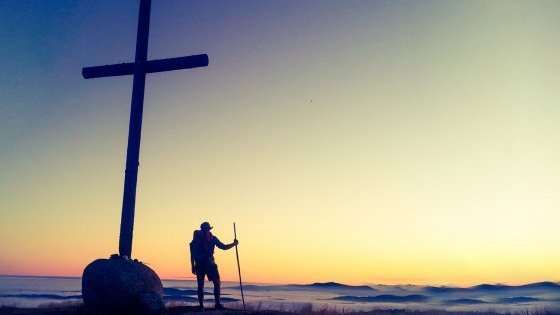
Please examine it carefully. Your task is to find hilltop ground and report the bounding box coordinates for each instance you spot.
[1,303,559,315]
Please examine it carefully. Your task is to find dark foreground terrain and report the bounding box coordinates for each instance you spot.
[1,304,560,315]
[1,304,278,315]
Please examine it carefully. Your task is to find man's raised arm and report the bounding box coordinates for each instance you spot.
[214,237,239,250]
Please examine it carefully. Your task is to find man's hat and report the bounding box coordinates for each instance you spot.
[200,222,213,231]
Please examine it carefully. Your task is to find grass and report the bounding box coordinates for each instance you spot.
[222,301,560,315]
[1,302,559,315]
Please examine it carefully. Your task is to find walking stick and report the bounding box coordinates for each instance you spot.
[234,222,246,310]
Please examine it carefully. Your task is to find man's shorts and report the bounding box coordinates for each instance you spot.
[195,259,220,282]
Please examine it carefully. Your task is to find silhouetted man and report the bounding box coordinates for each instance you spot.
[190,221,238,310]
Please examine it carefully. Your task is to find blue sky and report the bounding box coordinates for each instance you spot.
[1,1,560,285]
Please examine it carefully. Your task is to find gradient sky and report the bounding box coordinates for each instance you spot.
[1,0,560,286]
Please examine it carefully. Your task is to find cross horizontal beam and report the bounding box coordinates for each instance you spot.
[82,54,209,79]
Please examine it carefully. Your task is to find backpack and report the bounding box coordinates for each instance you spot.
[190,230,211,261]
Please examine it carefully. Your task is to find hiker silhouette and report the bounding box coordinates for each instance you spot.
[190,222,239,310]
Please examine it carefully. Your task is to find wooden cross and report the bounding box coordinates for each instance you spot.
[82,0,208,258]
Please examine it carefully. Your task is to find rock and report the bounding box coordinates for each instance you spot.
[82,256,165,313]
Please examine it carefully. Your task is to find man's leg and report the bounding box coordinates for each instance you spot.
[196,272,205,309]
[212,279,221,308]
[209,264,222,308]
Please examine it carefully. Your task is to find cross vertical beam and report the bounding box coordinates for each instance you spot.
[119,0,151,258]
[83,0,208,259]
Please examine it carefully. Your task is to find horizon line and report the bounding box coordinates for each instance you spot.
[1,274,558,288]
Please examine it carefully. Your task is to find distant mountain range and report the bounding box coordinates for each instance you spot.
[290,282,377,291]
[234,281,560,294]
[424,281,560,294]
[229,280,560,308]
[231,282,378,293]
